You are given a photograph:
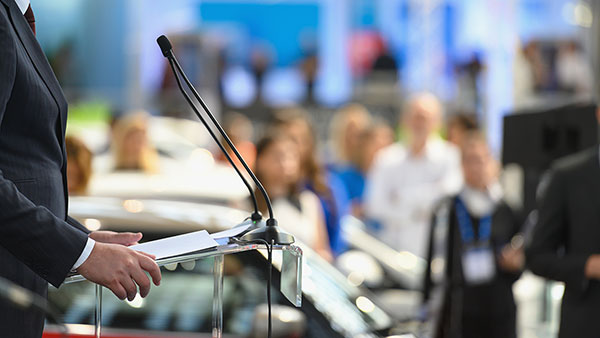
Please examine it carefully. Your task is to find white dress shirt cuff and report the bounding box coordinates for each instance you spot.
[72,238,96,271]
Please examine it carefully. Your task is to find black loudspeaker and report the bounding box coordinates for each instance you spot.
[502,102,598,217]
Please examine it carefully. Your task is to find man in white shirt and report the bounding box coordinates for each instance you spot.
[365,93,462,258]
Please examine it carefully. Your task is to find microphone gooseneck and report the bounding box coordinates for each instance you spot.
[156,35,294,244]
[164,55,261,219]
[157,35,295,338]
[170,55,273,222]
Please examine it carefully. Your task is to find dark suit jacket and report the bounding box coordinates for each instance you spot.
[424,196,520,338]
[527,146,600,338]
[0,1,90,336]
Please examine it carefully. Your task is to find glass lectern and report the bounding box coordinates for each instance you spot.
[65,243,303,338]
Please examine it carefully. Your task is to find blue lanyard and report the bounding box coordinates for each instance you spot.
[455,197,492,244]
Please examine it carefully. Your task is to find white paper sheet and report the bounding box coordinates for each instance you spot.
[130,230,218,259]
[209,222,253,239]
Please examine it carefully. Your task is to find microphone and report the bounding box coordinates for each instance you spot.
[158,38,261,224]
[157,35,172,58]
[156,35,294,245]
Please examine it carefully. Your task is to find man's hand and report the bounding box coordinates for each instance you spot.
[585,255,600,280]
[77,242,161,301]
[89,231,142,246]
[498,245,524,273]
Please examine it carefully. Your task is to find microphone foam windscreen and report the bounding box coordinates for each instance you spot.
[157,35,172,57]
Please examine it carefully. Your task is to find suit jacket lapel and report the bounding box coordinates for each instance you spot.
[2,0,67,128]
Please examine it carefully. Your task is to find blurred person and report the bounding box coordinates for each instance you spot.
[371,47,398,74]
[112,112,159,173]
[365,93,462,258]
[423,132,522,338]
[250,42,274,104]
[271,108,350,256]
[368,44,399,85]
[454,54,484,114]
[446,113,478,147]
[216,111,256,170]
[66,136,93,195]
[328,103,372,166]
[513,40,537,108]
[332,121,394,218]
[526,142,600,338]
[254,132,332,261]
[0,2,161,336]
[298,39,318,104]
[360,123,395,176]
[349,31,386,77]
[556,40,594,96]
[523,41,551,91]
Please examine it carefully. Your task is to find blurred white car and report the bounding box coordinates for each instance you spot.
[70,116,249,203]
[45,196,399,338]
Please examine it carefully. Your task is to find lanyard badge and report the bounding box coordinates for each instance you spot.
[455,198,496,285]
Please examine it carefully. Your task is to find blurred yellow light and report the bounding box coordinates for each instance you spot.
[347,271,365,287]
[552,284,565,300]
[123,199,144,213]
[563,1,593,27]
[431,258,444,275]
[164,263,178,271]
[126,294,145,309]
[355,296,375,313]
[181,260,196,271]
[63,324,95,335]
[574,2,593,27]
[84,218,102,231]
[278,308,302,323]
[395,251,418,270]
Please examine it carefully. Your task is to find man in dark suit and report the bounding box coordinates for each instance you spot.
[0,1,161,337]
[527,146,600,338]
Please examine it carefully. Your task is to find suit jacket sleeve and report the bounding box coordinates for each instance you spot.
[495,202,524,283]
[67,215,91,234]
[0,11,88,288]
[526,168,589,292]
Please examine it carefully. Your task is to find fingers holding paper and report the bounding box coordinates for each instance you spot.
[89,230,143,246]
[76,242,161,300]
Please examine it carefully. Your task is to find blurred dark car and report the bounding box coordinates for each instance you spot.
[43,197,398,338]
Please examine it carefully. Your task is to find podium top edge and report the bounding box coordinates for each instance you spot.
[63,243,301,284]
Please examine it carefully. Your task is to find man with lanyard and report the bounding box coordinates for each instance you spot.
[423,131,523,338]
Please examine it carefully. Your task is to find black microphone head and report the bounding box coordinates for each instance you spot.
[157,35,173,58]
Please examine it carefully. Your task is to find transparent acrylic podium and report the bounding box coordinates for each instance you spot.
[65,242,303,338]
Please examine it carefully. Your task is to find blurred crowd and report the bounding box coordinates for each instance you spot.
[65,90,514,259]
[65,87,529,336]
[61,30,600,338]
[513,39,595,108]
